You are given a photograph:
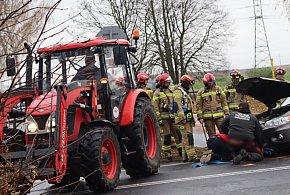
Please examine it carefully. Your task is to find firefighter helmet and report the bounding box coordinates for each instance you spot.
[203,73,215,84]
[157,73,172,86]
[137,73,149,83]
[180,75,194,82]
[276,67,286,75]
[230,70,241,78]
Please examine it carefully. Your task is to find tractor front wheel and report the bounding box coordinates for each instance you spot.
[79,127,121,192]
[121,97,161,178]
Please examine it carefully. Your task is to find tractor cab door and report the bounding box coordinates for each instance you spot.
[103,46,130,123]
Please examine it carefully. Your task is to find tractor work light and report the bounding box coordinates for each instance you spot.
[45,113,56,132]
[26,115,39,133]
[100,78,108,84]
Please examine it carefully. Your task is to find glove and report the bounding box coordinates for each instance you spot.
[198,118,204,124]
[159,119,164,126]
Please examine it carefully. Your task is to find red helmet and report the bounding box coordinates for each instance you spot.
[230,70,241,78]
[276,67,286,75]
[180,75,194,82]
[203,73,215,84]
[137,73,149,83]
[180,75,195,84]
[157,73,172,86]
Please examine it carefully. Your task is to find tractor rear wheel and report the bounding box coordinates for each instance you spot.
[121,97,161,178]
[79,127,121,192]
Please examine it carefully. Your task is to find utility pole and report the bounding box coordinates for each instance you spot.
[253,0,274,77]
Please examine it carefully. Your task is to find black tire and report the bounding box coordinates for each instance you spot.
[121,97,161,178]
[79,127,121,192]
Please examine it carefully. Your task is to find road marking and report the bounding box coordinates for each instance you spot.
[116,165,290,190]
[160,162,191,167]
[120,162,191,172]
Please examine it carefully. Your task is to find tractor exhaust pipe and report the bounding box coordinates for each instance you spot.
[24,43,33,87]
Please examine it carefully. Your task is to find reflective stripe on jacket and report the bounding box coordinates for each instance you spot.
[152,88,174,120]
[196,85,229,119]
[173,86,195,124]
[224,84,246,110]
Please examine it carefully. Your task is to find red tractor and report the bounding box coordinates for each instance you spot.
[0,37,161,192]
[0,43,39,152]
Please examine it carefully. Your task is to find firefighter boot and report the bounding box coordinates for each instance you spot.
[163,134,173,161]
[200,149,213,164]
[184,146,198,162]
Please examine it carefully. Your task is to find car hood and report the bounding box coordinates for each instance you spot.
[236,77,290,107]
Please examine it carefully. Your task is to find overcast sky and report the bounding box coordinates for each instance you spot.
[44,0,290,70]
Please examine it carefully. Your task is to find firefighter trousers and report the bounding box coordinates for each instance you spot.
[204,117,224,137]
[161,119,182,158]
[178,122,196,161]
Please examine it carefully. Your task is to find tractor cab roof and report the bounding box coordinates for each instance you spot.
[37,37,129,54]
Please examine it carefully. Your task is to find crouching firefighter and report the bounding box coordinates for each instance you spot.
[152,73,182,160]
[202,102,264,165]
[173,75,198,162]
[137,72,153,99]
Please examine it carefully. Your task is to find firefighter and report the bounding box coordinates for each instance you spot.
[152,73,182,160]
[173,75,197,162]
[275,67,286,81]
[196,73,229,137]
[137,72,153,98]
[224,70,246,112]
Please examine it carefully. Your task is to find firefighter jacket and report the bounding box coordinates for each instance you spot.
[224,84,246,111]
[173,86,195,124]
[188,87,196,112]
[139,84,153,99]
[152,88,174,120]
[196,85,229,120]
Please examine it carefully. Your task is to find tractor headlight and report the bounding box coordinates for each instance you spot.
[264,116,290,128]
[45,113,56,132]
[26,115,38,133]
[27,122,38,133]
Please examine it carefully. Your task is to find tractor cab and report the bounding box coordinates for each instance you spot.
[1,36,161,193]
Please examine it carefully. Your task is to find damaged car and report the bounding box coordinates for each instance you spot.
[236,77,290,152]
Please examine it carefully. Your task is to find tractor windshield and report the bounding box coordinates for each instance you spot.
[49,53,101,85]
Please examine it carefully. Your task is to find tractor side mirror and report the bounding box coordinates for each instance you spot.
[113,46,128,66]
[6,56,16,76]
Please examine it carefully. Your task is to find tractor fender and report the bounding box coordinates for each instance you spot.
[120,89,149,126]
[88,120,116,133]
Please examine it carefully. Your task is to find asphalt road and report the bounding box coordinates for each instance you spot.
[28,126,290,195]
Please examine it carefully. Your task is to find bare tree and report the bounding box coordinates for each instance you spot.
[0,0,50,89]
[73,0,231,83]
[147,0,231,83]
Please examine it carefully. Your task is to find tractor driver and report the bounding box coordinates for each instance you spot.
[71,54,101,82]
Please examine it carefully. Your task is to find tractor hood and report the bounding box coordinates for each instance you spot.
[26,90,57,116]
[236,77,290,107]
